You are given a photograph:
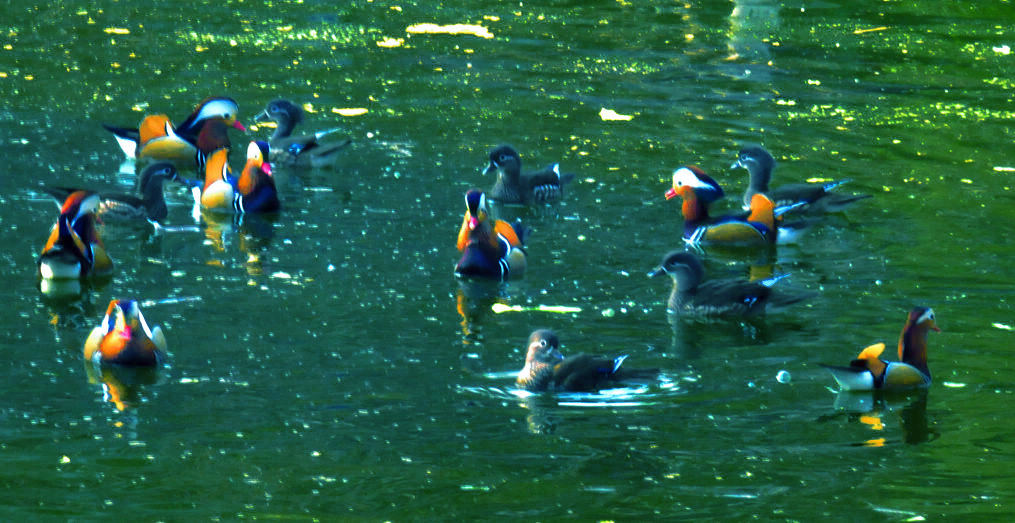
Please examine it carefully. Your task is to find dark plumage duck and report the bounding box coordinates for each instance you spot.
[455,189,528,280]
[648,250,809,316]
[254,99,351,168]
[41,162,182,226]
[484,145,576,204]
[821,307,940,391]
[199,141,279,213]
[665,166,801,246]
[516,329,659,392]
[84,299,167,367]
[102,96,245,164]
[732,145,870,213]
[38,191,113,281]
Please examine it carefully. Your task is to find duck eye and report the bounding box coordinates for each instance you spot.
[499,154,509,163]
[539,339,547,348]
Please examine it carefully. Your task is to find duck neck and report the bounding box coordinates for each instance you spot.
[681,192,708,223]
[899,324,931,378]
[749,164,772,193]
[139,173,167,205]
[271,115,296,141]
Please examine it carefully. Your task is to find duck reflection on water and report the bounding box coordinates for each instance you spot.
[820,389,935,446]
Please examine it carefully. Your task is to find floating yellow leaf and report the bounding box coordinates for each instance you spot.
[376,37,404,48]
[104,27,130,35]
[599,108,633,121]
[332,108,368,117]
[406,23,493,39]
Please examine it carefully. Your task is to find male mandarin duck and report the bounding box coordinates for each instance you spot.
[516,329,659,392]
[484,145,576,205]
[822,307,940,391]
[102,96,245,165]
[648,250,809,316]
[38,191,113,280]
[253,99,352,168]
[200,141,280,213]
[665,165,805,246]
[732,145,870,213]
[42,162,182,226]
[454,189,528,280]
[84,299,167,367]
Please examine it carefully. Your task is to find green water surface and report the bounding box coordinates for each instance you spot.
[2,0,1014,520]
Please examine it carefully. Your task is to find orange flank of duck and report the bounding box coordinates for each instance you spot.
[746,193,776,232]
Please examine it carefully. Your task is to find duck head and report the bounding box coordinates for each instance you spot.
[463,189,490,230]
[732,145,775,187]
[664,166,724,203]
[255,99,304,134]
[483,145,521,177]
[647,250,705,291]
[183,96,245,132]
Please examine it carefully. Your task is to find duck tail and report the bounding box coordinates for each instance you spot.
[820,193,872,212]
[614,366,661,381]
[102,123,140,142]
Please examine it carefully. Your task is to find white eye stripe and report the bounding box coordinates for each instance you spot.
[671,167,710,189]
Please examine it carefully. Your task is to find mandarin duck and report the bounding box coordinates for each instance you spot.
[484,145,576,205]
[199,141,279,213]
[665,166,806,246]
[38,191,113,281]
[648,250,809,316]
[253,99,352,169]
[822,307,940,391]
[84,299,167,367]
[732,145,870,213]
[103,97,245,169]
[516,329,659,392]
[42,162,182,227]
[454,189,528,280]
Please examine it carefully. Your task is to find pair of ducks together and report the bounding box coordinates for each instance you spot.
[453,145,577,280]
[666,146,869,246]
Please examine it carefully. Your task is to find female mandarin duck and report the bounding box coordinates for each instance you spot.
[665,165,805,246]
[648,250,809,316]
[200,141,280,213]
[103,96,245,162]
[822,307,940,391]
[455,189,528,280]
[484,145,576,205]
[38,191,113,281]
[84,299,167,367]
[253,99,352,168]
[42,162,182,227]
[732,145,870,213]
[516,329,659,392]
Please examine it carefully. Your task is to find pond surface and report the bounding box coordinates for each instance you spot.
[2,0,1014,519]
